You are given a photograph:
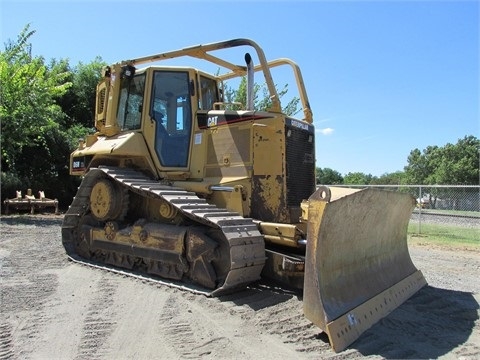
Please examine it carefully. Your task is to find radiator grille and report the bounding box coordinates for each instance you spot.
[285,125,316,206]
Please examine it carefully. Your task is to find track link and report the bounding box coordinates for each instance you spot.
[62,166,266,296]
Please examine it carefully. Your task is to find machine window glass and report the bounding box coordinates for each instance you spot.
[151,71,192,167]
[199,76,219,110]
[117,73,145,130]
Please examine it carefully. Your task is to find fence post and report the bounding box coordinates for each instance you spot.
[418,186,422,234]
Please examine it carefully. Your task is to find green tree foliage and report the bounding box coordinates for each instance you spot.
[435,136,479,184]
[404,135,479,185]
[316,167,343,184]
[59,57,107,127]
[0,25,71,172]
[370,171,406,185]
[0,25,93,207]
[343,172,374,185]
[223,77,300,116]
[403,147,436,184]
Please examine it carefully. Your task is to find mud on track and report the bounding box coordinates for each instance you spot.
[1,215,479,359]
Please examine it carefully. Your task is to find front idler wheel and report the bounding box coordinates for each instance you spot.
[90,178,128,221]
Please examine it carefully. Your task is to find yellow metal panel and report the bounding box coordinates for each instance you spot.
[70,132,157,176]
[203,124,252,182]
[259,222,300,247]
[252,120,284,176]
[72,132,148,156]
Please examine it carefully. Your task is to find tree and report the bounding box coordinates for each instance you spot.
[403,146,440,185]
[223,77,300,116]
[59,57,107,127]
[404,136,479,185]
[316,167,343,184]
[0,24,92,206]
[434,136,479,184]
[0,24,71,173]
[343,172,375,185]
[370,171,406,185]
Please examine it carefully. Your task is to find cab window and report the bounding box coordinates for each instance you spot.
[199,75,219,110]
[117,73,145,130]
[150,71,192,167]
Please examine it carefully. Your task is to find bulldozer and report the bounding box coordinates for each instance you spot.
[62,38,426,352]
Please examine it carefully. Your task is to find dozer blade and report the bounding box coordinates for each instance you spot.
[303,187,427,352]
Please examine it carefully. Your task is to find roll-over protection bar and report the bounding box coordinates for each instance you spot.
[115,38,313,123]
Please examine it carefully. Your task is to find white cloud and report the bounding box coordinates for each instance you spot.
[317,127,334,135]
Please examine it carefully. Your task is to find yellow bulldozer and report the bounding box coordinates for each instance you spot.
[62,38,426,352]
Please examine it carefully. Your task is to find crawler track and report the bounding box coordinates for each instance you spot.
[62,166,266,296]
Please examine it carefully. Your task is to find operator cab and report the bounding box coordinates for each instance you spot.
[115,66,221,169]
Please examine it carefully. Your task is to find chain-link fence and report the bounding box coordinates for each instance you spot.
[407,185,479,237]
[412,185,480,212]
[318,185,480,236]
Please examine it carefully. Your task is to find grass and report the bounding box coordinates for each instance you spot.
[408,222,479,249]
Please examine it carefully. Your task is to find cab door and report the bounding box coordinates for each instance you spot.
[149,70,193,168]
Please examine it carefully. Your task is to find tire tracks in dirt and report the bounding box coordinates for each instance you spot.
[75,275,119,360]
[0,323,14,360]
[165,285,331,358]
[0,220,61,359]
[222,285,330,356]
[157,293,231,358]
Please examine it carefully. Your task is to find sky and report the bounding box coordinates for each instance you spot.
[1,0,478,177]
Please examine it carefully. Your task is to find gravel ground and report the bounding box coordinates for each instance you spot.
[411,212,480,229]
[0,214,479,360]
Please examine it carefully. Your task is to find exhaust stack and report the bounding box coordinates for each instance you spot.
[245,53,254,110]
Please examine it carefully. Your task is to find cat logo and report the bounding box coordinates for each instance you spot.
[291,119,309,131]
[207,116,218,127]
